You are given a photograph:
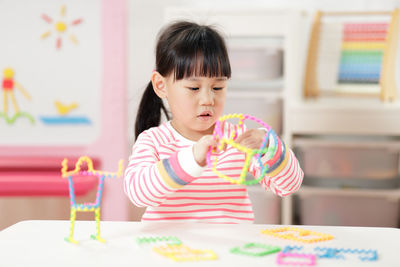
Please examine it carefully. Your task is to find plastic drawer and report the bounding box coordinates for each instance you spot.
[298,194,399,227]
[247,185,281,224]
[295,146,400,189]
[229,47,283,80]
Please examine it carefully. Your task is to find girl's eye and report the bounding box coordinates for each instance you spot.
[187,87,199,91]
[213,87,224,91]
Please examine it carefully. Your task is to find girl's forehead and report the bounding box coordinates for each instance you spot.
[184,76,228,81]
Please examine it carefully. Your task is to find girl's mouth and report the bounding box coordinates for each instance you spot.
[198,111,213,120]
[198,111,212,117]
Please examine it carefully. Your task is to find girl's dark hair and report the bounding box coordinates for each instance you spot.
[135,21,231,139]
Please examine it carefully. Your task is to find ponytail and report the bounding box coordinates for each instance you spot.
[135,81,170,139]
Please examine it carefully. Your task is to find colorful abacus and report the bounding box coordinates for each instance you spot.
[338,23,388,84]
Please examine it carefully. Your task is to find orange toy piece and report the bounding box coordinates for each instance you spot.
[261,227,334,244]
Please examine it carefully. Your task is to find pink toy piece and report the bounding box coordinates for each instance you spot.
[276,252,316,266]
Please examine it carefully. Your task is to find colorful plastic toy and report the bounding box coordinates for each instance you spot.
[276,252,316,266]
[153,244,217,262]
[230,243,281,257]
[61,156,123,244]
[261,227,334,244]
[206,113,278,185]
[314,247,378,261]
[283,245,378,261]
[136,236,182,246]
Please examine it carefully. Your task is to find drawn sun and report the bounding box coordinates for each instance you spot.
[40,5,83,50]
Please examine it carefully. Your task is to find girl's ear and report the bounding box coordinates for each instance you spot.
[151,71,168,98]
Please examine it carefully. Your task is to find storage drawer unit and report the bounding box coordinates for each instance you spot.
[247,185,281,224]
[298,193,399,227]
[295,144,400,189]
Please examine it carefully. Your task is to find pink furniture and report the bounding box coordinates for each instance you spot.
[0,157,100,196]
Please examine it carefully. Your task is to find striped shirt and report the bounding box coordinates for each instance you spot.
[124,121,303,223]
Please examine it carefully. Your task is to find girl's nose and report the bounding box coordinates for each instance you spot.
[199,89,214,106]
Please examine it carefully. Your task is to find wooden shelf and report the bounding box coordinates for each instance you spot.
[289,97,400,136]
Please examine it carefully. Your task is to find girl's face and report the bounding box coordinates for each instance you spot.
[165,75,228,141]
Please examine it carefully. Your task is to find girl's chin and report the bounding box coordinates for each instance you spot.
[197,115,213,122]
[193,121,216,134]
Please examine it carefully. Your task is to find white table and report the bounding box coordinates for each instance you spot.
[1,220,399,266]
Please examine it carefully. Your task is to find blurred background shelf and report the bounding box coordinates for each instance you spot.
[297,185,400,199]
[229,78,284,91]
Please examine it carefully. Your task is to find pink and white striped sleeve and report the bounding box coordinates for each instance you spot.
[124,131,205,207]
[249,133,303,197]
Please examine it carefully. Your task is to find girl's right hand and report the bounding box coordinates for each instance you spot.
[193,135,219,167]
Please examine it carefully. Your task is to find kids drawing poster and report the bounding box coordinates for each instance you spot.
[0,0,101,145]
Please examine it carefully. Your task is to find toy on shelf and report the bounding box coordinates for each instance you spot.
[261,227,334,244]
[304,9,399,101]
[61,156,123,244]
[206,113,278,185]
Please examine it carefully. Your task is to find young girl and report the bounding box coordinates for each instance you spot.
[124,21,303,223]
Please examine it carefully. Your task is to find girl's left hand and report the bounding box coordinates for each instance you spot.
[235,129,267,149]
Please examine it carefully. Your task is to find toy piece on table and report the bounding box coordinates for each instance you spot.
[284,245,344,260]
[136,236,182,246]
[261,227,334,244]
[314,247,378,261]
[153,244,217,262]
[276,252,316,266]
[61,156,123,244]
[206,113,278,185]
[230,242,281,257]
[284,245,378,261]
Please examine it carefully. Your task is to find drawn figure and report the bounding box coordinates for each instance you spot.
[2,68,31,115]
[41,5,83,50]
[55,101,78,116]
